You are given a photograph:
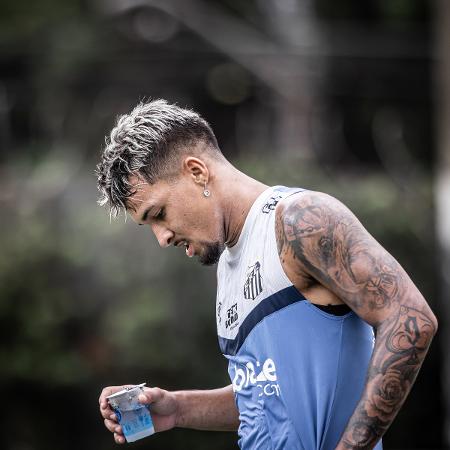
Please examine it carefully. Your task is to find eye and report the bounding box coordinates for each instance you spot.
[155,208,165,220]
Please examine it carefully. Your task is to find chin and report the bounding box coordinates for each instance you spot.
[198,241,225,266]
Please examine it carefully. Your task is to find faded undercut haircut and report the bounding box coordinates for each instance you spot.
[96,99,222,217]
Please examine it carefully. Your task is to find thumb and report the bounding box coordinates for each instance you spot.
[139,387,164,405]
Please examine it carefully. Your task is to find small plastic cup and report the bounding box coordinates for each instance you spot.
[107,383,155,443]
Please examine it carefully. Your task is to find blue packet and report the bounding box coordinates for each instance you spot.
[107,383,155,443]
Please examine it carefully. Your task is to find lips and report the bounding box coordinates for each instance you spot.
[175,240,194,258]
[185,243,194,258]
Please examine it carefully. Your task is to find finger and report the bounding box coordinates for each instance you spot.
[103,419,117,433]
[114,432,126,444]
[104,418,121,433]
[100,400,112,412]
[100,398,110,410]
[100,404,114,420]
[139,387,163,405]
[99,386,116,405]
[99,385,129,406]
[99,388,115,409]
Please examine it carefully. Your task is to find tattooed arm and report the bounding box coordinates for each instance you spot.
[276,191,437,450]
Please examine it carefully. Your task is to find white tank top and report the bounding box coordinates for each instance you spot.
[216,186,303,342]
[214,185,379,450]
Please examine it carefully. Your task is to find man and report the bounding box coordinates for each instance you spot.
[97,99,437,449]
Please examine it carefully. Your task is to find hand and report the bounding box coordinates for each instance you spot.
[99,385,132,444]
[99,385,179,444]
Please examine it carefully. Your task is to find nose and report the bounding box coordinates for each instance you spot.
[151,223,174,248]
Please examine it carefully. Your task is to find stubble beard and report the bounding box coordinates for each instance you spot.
[199,241,225,266]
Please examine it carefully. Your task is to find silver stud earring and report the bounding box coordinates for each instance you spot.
[203,182,210,198]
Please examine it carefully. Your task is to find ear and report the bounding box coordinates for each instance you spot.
[182,157,209,186]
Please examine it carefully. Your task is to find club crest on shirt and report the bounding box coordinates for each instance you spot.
[262,195,282,214]
[244,261,263,300]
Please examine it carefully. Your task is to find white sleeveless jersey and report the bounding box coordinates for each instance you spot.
[216,186,298,342]
[215,186,381,450]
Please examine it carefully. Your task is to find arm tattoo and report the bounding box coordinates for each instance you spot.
[276,193,437,449]
[277,195,404,315]
[341,305,436,448]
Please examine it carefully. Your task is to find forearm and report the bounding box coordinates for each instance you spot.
[336,304,437,449]
[275,191,438,448]
[174,385,239,431]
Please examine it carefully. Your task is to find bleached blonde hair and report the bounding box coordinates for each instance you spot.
[96,99,221,217]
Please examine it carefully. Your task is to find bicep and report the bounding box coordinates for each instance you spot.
[277,191,425,327]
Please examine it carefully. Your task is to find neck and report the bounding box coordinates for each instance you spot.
[219,166,268,248]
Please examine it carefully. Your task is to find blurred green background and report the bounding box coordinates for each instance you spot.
[0,0,446,449]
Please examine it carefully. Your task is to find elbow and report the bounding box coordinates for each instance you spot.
[406,301,438,346]
[422,306,438,344]
[425,301,438,336]
[431,311,438,336]
[416,297,438,338]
